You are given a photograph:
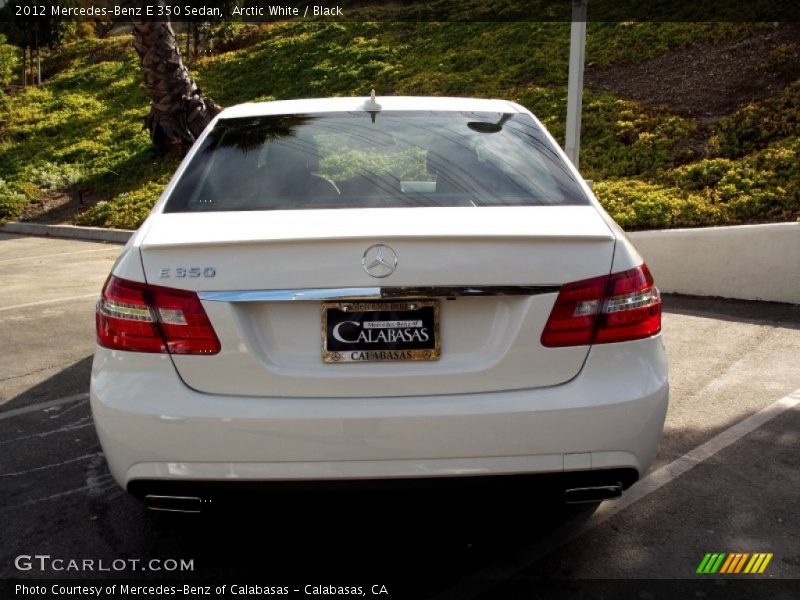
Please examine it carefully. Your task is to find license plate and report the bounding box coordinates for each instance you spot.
[322,300,440,363]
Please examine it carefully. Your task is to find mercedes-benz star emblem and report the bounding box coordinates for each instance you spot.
[362,244,398,278]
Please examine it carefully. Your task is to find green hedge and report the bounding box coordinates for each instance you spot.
[598,138,800,230]
[76,181,168,230]
[0,34,18,86]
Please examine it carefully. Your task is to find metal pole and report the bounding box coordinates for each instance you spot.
[565,0,587,169]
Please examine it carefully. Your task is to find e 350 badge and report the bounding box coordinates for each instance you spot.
[159,267,216,278]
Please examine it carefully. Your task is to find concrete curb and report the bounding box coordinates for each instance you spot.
[1,222,133,244]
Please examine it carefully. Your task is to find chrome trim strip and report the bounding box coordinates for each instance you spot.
[199,288,382,302]
[199,285,560,303]
[381,286,561,298]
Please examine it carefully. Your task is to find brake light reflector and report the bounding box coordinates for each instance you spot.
[97,276,220,355]
[541,264,661,347]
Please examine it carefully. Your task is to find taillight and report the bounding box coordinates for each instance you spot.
[541,264,661,347]
[96,276,220,355]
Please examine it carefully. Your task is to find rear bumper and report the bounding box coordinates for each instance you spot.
[90,335,668,489]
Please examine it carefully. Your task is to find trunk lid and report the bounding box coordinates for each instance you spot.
[138,206,616,397]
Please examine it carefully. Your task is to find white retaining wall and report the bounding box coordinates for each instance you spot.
[629,222,800,304]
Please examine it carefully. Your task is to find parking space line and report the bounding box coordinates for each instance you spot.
[0,416,93,446]
[0,247,116,264]
[2,471,118,514]
[0,293,98,313]
[1,482,113,513]
[0,393,88,421]
[434,388,800,600]
[0,453,100,477]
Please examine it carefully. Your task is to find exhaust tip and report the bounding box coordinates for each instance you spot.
[144,494,204,513]
[564,485,622,504]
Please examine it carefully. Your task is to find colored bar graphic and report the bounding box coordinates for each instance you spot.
[751,554,765,573]
[744,554,760,574]
[710,553,726,573]
[719,554,735,573]
[758,554,773,573]
[734,553,749,573]
[703,553,720,574]
[701,552,773,575]
[696,554,713,574]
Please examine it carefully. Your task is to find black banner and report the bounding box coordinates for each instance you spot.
[2,0,800,23]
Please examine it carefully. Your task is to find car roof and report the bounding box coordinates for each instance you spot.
[218,96,523,119]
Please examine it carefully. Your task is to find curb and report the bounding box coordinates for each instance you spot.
[1,222,133,244]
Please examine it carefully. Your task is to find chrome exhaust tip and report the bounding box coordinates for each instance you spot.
[144,494,203,513]
[563,485,622,504]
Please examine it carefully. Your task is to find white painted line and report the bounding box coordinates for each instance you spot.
[0,247,117,264]
[434,388,800,600]
[0,453,99,477]
[2,479,118,512]
[0,293,98,313]
[0,393,88,421]
[48,398,88,419]
[0,417,93,445]
[603,391,800,514]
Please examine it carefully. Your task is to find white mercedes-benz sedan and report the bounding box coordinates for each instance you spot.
[91,96,668,512]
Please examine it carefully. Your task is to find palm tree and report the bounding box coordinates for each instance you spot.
[131,20,220,153]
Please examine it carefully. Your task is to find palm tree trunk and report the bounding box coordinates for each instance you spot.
[131,20,220,154]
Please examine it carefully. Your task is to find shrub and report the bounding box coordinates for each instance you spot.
[665,140,800,224]
[579,94,699,180]
[710,82,800,159]
[0,179,28,220]
[28,162,84,191]
[666,158,734,190]
[594,180,720,230]
[597,138,800,230]
[76,182,166,229]
[0,35,18,86]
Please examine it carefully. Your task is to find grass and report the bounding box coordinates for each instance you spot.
[0,18,797,230]
[0,36,180,224]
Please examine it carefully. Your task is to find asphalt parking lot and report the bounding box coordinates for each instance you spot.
[1,232,799,598]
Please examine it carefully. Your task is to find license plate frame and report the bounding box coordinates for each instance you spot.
[322,300,440,363]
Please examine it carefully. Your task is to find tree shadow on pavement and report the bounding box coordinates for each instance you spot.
[3,355,93,411]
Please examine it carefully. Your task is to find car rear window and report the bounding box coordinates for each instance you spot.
[163,111,589,212]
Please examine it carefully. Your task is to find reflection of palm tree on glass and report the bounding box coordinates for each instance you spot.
[205,115,318,155]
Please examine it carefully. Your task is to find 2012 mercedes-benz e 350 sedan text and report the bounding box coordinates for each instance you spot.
[91,96,668,512]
